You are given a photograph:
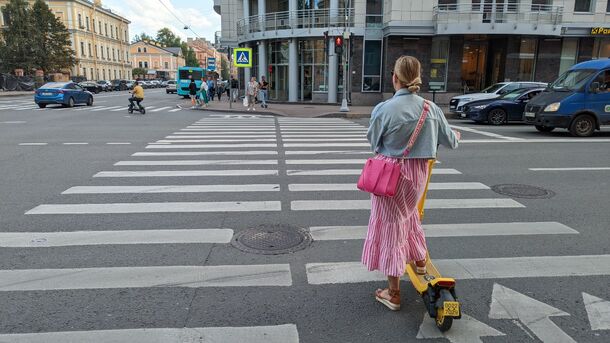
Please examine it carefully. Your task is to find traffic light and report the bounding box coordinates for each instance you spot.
[335,36,343,55]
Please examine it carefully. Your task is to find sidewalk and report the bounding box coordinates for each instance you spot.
[0,91,35,97]
[190,99,374,118]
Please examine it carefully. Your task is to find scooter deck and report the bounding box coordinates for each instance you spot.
[405,257,443,294]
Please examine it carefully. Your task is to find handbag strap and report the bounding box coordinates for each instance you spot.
[403,100,430,157]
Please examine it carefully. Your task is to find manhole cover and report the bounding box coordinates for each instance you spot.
[232,225,312,255]
[491,184,555,199]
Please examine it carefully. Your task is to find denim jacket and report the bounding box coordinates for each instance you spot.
[367,89,458,158]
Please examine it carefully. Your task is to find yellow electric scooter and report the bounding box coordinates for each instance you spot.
[405,159,461,332]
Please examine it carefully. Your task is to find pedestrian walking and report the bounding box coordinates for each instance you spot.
[361,55,461,311]
[230,75,239,103]
[198,77,209,108]
[259,76,269,108]
[216,81,225,101]
[246,76,259,111]
[225,80,231,100]
[188,78,197,107]
[207,77,215,102]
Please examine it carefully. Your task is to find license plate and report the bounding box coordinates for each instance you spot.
[524,112,535,118]
[450,106,456,109]
[443,301,460,317]
[42,92,52,96]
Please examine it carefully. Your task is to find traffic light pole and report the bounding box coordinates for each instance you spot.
[339,1,351,112]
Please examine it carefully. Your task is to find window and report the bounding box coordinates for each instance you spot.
[518,38,538,81]
[430,37,450,91]
[85,16,89,30]
[608,0,610,12]
[88,43,92,57]
[105,23,108,36]
[99,21,102,34]
[559,38,578,75]
[438,0,457,11]
[365,0,383,27]
[139,61,143,68]
[90,68,94,78]
[107,47,110,60]
[112,49,116,61]
[143,47,147,53]
[144,61,148,68]
[165,62,169,69]
[116,27,119,39]
[114,70,117,79]
[124,30,128,41]
[137,47,141,53]
[593,38,610,58]
[78,13,82,28]
[101,45,104,58]
[103,69,106,79]
[80,42,85,56]
[532,0,552,11]
[362,40,382,92]
[574,0,594,12]
[83,67,87,77]
[93,19,96,32]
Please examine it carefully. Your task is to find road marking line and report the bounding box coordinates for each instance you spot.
[529,167,610,171]
[282,134,365,138]
[91,106,121,111]
[166,135,277,138]
[150,106,171,112]
[0,325,300,343]
[133,151,278,156]
[450,124,524,141]
[286,159,367,165]
[145,144,277,149]
[286,168,460,176]
[460,139,610,143]
[114,160,278,166]
[309,222,578,240]
[283,138,367,142]
[285,150,371,155]
[168,108,181,112]
[0,228,235,247]
[306,254,610,284]
[94,170,279,177]
[106,142,131,145]
[291,198,524,211]
[18,143,48,146]
[26,201,282,215]
[284,143,370,147]
[186,126,276,129]
[63,184,281,194]
[156,139,277,143]
[0,264,291,290]
[288,182,488,191]
[0,121,26,124]
[62,142,89,145]
[110,107,127,111]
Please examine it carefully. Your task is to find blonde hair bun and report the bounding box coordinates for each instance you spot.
[394,56,422,93]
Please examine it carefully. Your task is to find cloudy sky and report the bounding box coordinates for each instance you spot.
[102,0,221,42]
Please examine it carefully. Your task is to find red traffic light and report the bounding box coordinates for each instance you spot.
[335,36,343,47]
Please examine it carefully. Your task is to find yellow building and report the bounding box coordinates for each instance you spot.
[129,40,185,80]
[0,0,131,80]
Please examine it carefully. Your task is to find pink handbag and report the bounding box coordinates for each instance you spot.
[357,100,430,197]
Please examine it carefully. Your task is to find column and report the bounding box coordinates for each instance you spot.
[327,38,338,103]
[243,0,249,19]
[288,0,298,102]
[243,44,251,86]
[258,41,267,81]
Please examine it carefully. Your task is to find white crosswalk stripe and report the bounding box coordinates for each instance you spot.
[13,116,594,341]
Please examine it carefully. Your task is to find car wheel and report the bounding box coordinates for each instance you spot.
[535,125,555,133]
[67,97,74,108]
[487,108,507,125]
[38,103,46,108]
[166,90,169,94]
[569,114,596,137]
[86,96,93,106]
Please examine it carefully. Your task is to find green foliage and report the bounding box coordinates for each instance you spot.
[132,32,152,43]
[182,43,199,67]
[0,0,75,74]
[155,28,181,47]
[220,56,229,80]
[132,67,147,78]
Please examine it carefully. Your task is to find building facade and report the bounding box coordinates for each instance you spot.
[130,40,185,80]
[0,0,131,80]
[216,0,610,104]
[186,37,231,76]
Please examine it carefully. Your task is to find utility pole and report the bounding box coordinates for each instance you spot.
[340,0,351,112]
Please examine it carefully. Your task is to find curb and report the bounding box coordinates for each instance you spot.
[0,91,35,97]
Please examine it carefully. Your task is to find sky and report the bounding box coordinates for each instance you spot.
[102,0,221,43]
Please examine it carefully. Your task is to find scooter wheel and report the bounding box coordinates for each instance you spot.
[140,108,145,114]
[435,307,453,332]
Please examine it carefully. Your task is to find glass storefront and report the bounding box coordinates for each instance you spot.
[593,37,610,59]
[517,38,537,81]
[559,38,578,75]
[362,40,382,92]
[267,41,290,101]
[461,41,487,91]
[430,37,450,91]
[299,39,327,100]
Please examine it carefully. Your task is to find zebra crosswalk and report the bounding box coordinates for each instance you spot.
[0,102,186,113]
[7,115,608,342]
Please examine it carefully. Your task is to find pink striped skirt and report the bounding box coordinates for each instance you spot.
[361,155,430,277]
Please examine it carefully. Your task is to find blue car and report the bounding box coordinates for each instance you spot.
[463,88,545,125]
[34,82,94,108]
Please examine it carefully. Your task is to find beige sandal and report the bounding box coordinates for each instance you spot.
[375,288,400,311]
[415,259,427,275]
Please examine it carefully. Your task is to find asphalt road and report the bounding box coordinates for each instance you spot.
[0,89,609,342]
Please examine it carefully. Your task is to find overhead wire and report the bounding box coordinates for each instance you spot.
[156,0,202,38]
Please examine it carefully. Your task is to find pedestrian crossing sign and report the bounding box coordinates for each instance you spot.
[233,48,253,68]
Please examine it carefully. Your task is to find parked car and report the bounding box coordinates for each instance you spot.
[78,81,102,94]
[97,80,113,92]
[150,80,161,88]
[111,79,128,91]
[161,80,169,87]
[463,88,545,125]
[524,59,610,136]
[34,82,93,108]
[125,80,136,90]
[166,80,177,94]
[450,81,547,117]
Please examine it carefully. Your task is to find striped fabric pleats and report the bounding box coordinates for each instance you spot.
[361,155,430,277]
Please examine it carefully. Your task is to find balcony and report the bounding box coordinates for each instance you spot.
[434,3,563,36]
[236,9,355,42]
[213,0,220,15]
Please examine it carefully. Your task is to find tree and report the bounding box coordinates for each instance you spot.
[181,42,198,67]
[132,67,147,78]
[132,32,152,43]
[155,27,181,47]
[31,0,75,73]
[0,0,35,72]
[220,56,229,80]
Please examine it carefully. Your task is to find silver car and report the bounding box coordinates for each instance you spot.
[166,80,177,94]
